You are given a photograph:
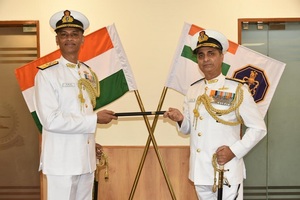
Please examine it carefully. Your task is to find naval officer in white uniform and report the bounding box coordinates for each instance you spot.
[163,30,267,200]
[33,10,117,200]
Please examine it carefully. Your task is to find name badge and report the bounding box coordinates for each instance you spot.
[62,83,75,87]
[188,98,195,102]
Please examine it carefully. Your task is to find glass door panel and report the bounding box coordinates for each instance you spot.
[241,21,300,199]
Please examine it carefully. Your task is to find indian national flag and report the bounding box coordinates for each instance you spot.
[165,22,285,117]
[15,24,137,132]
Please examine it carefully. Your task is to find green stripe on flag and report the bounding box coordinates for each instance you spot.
[32,111,42,133]
[95,69,129,109]
[221,63,230,76]
[181,45,197,63]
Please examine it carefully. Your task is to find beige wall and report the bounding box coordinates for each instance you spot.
[1,0,299,146]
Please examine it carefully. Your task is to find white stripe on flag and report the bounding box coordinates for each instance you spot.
[23,87,35,112]
[108,24,137,91]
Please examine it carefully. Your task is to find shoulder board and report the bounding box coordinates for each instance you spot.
[37,61,58,70]
[191,78,205,86]
[79,61,90,68]
[225,77,246,84]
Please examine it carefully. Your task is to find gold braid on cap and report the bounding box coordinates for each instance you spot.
[78,69,100,109]
[193,83,244,128]
[195,31,222,51]
[55,10,84,31]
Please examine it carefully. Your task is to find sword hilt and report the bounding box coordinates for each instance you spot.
[212,153,230,195]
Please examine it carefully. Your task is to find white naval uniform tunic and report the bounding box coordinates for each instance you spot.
[179,74,267,186]
[33,56,97,176]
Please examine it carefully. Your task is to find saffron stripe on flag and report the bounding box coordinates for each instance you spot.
[15,50,61,91]
[79,27,113,61]
[15,27,114,91]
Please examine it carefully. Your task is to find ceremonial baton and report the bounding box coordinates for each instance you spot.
[114,111,166,117]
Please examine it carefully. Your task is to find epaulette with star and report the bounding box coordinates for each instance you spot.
[226,77,246,84]
[191,78,205,86]
[37,61,59,70]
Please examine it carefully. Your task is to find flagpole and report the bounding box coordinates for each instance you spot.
[129,88,177,200]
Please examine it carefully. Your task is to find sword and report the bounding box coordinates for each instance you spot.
[212,154,230,200]
[93,143,109,200]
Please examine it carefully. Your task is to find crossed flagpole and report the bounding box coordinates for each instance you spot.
[114,89,176,199]
[126,88,176,200]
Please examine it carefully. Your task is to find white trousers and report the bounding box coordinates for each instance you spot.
[46,172,95,200]
[195,183,243,200]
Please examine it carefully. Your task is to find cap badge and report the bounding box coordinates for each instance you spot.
[198,31,209,43]
[62,10,74,23]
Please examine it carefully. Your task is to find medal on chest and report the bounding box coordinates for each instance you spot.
[209,89,235,106]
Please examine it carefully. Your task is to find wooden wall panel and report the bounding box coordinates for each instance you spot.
[0,186,40,200]
[97,146,198,200]
[0,21,41,200]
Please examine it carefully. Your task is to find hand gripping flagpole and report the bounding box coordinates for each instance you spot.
[129,88,177,200]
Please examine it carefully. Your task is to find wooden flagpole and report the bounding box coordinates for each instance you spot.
[128,88,177,200]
